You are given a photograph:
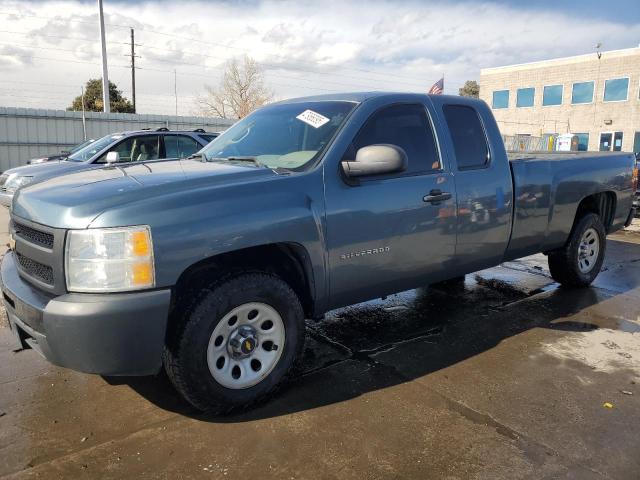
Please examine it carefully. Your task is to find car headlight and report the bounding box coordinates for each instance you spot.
[4,175,34,194]
[65,226,155,292]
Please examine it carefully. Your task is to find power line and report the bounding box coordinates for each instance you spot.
[0,41,123,57]
[133,26,425,83]
[0,10,427,85]
[0,29,121,44]
[0,51,129,68]
[0,10,131,29]
[0,42,376,94]
[135,43,425,89]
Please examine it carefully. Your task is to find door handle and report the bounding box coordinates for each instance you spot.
[423,189,452,204]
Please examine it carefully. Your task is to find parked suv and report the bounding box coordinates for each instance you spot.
[0,128,219,207]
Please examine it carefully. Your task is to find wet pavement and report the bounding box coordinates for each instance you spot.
[1,216,640,478]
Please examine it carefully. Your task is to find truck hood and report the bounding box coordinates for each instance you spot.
[12,159,279,228]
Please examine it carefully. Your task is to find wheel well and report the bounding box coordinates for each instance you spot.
[573,192,616,233]
[170,243,315,321]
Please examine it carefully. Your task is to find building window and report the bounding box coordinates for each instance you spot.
[603,77,629,102]
[492,90,509,109]
[574,133,589,151]
[633,132,640,155]
[613,132,623,151]
[600,132,624,151]
[542,85,563,106]
[516,87,535,107]
[571,81,594,104]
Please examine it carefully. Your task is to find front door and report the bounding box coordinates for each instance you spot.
[600,132,623,152]
[324,101,457,309]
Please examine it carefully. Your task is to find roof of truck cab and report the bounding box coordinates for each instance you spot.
[274,92,465,104]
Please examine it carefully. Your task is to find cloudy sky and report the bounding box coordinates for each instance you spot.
[0,0,639,115]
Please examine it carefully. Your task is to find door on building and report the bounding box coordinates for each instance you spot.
[599,132,623,152]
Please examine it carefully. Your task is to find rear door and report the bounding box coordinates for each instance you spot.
[324,100,457,308]
[435,99,513,272]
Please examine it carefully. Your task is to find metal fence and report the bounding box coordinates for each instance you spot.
[0,107,235,172]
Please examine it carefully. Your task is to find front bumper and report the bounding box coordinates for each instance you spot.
[0,251,171,376]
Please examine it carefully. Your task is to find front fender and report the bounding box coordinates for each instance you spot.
[89,170,329,310]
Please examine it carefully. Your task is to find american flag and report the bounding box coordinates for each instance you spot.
[428,77,444,95]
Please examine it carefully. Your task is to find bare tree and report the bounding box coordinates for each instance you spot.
[196,55,273,119]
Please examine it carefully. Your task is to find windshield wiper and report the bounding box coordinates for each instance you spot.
[207,156,263,167]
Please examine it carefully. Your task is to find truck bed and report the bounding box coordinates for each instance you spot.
[504,151,635,261]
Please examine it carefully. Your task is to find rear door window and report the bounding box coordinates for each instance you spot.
[165,135,202,158]
[348,103,441,177]
[442,105,489,170]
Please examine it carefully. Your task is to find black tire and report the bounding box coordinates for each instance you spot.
[163,272,305,414]
[548,213,606,287]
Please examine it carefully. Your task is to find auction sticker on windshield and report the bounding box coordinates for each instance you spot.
[296,110,330,128]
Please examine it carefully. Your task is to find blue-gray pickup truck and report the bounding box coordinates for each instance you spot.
[1,93,637,413]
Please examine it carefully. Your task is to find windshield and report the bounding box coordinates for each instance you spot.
[200,101,356,170]
[67,134,124,162]
[68,139,96,154]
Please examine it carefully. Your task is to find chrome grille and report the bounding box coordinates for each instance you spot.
[13,221,55,249]
[15,252,54,285]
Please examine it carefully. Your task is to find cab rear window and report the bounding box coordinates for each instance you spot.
[442,105,489,170]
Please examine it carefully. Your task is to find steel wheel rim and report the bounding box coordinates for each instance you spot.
[577,227,599,273]
[207,302,286,389]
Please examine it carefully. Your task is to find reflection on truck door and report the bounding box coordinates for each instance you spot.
[324,101,457,308]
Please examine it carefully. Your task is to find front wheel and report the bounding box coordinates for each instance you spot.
[163,272,305,414]
[548,213,606,287]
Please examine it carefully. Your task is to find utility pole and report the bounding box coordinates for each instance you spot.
[81,86,87,140]
[130,28,136,113]
[174,69,178,117]
[97,0,110,113]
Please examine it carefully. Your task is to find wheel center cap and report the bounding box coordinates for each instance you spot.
[228,326,258,357]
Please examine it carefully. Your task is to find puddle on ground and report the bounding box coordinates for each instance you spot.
[541,326,640,376]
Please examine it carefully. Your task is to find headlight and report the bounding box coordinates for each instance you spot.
[4,175,34,194]
[65,226,155,292]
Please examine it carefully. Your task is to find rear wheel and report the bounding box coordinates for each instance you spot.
[548,213,606,287]
[163,272,305,414]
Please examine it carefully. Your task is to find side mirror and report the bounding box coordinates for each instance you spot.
[341,144,407,179]
[60,150,70,155]
[105,151,120,164]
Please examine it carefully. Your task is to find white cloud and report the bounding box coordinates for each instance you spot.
[0,0,638,114]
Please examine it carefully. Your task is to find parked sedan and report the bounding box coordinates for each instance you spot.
[0,128,218,207]
[26,139,96,165]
